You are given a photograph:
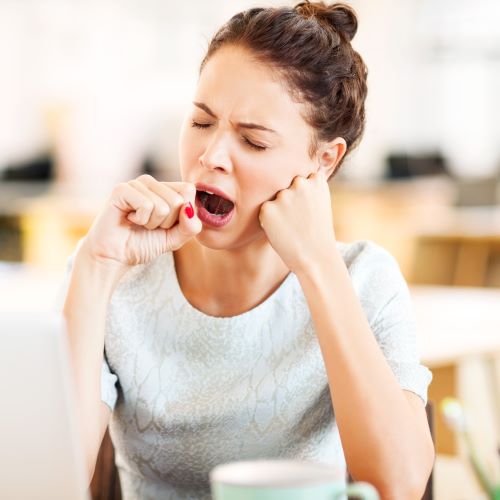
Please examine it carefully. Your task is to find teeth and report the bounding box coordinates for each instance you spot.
[206,190,215,195]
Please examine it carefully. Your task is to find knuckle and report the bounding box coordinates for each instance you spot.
[143,200,154,212]
[137,174,154,183]
[157,205,170,217]
[113,182,127,194]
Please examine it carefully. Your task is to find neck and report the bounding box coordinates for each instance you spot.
[174,236,290,310]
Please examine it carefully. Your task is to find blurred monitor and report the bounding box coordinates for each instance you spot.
[1,154,53,182]
[0,311,90,500]
[385,152,448,179]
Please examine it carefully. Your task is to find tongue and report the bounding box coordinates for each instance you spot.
[204,193,234,215]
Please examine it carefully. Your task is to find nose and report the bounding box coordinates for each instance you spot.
[199,132,233,173]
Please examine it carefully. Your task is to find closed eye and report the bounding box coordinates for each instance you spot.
[191,121,211,129]
[241,137,266,151]
[190,120,267,152]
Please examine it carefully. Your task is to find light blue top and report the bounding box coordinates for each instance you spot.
[57,238,432,500]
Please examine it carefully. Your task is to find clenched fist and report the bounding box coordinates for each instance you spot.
[80,174,202,268]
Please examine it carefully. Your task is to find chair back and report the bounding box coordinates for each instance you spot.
[90,429,121,500]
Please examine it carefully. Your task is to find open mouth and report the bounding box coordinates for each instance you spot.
[196,190,235,216]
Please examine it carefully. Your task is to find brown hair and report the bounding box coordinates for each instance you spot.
[199,1,368,177]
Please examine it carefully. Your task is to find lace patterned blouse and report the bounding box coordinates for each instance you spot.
[56,238,432,500]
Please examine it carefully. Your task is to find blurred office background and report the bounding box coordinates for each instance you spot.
[1,0,499,498]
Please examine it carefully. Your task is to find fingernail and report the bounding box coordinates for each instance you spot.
[185,202,194,219]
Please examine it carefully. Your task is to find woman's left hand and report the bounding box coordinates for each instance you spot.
[258,170,337,274]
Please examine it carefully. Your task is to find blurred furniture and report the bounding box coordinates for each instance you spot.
[407,203,500,482]
[412,285,500,367]
[410,283,500,493]
[90,429,121,500]
[422,402,435,500]
[19,193,95,271]
[410,204,500,287]
[0,187,98,271]
[0,181,51,262]
[0,215,23,261]
[411,234,500,286]
[332,175,458,279]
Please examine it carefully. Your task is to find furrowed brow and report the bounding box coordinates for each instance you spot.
[193,102,216,118]
[193,102,278,134]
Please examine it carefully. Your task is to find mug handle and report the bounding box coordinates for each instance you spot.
[334,481,380,500]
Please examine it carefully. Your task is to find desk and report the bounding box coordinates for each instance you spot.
[410,285,500,493]
[411,285,500,367]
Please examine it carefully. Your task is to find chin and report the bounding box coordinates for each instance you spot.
[193,227,234,250]
[194,223,264,251]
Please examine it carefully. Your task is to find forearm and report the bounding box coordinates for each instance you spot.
[296,245,433,499]
[62,248,126,479]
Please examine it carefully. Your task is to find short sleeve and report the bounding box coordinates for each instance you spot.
[345,241,433,406]
[100,352,119,411]
[53,237,119,412]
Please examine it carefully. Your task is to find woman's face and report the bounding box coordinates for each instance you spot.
[178,45,319,250]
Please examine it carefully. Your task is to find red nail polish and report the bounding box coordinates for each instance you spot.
[185,202,194,219]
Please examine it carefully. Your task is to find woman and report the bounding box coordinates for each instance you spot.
[60,2,434,499]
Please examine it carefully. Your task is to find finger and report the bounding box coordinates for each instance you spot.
[158,182,197,229]
[140,178,196,228]
[137,175,188,229]
[135,175,192,201]
[165,201,203,251]
[161,181,196,197]
[110,182,156,226]
[129,180,173,230]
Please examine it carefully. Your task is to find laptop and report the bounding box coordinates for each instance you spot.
[0,310,90,500]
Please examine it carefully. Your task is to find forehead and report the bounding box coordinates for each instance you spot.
[195,45,307,129]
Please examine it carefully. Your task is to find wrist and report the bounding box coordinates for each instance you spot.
[74,244,130,291]
[295,240,342,281]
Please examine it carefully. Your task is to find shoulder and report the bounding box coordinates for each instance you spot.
[335,239,410,318]
[336,239,403,282]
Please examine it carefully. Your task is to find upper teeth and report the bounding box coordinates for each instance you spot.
[206,190,215,195]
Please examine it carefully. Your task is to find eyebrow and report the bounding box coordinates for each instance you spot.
[193,102,278,134]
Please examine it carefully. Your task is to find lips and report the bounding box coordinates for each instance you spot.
[195,194,234,227]
[195,182,234,204]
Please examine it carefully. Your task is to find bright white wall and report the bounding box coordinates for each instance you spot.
[0,0,499,190]
[348,0,500,180]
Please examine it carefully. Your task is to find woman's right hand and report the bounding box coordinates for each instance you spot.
[80,174,202,269]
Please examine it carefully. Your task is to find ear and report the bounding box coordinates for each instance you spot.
[317,137,347,180]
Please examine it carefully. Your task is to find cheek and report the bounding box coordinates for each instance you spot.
[240,165,280,205]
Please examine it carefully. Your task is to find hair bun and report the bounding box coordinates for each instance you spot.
[295,1,358,42]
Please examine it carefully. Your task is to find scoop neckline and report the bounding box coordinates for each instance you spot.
[167,250,296,322]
